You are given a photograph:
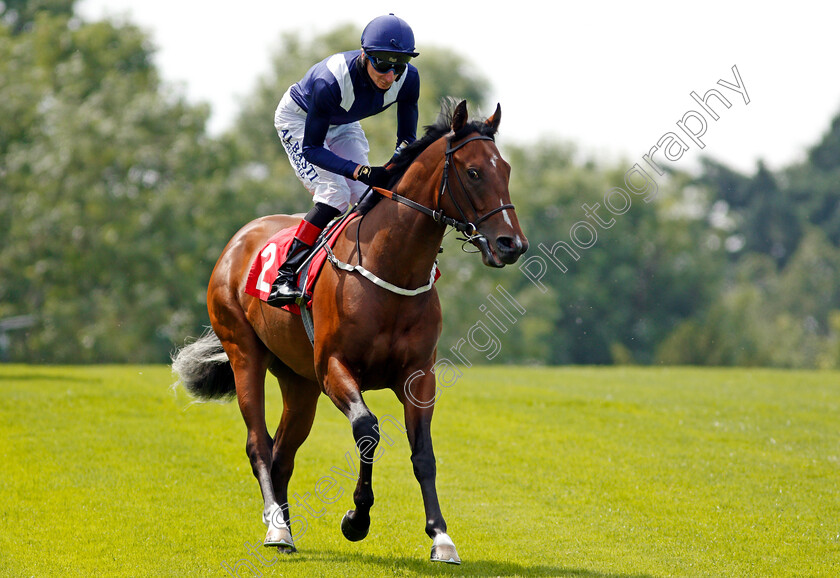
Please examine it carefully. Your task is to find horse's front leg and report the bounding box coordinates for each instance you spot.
[399,370,461,564]
[323,357,379,542]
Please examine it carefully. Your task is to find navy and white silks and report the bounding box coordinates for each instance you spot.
[274,49,420,212]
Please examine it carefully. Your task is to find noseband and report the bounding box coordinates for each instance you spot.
[372,134,515,236]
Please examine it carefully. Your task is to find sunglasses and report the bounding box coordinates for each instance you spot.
[367,52,410,76]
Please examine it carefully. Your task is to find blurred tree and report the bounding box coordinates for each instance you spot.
[668,108,840,369]
[698,158,801,265]
[808,112,840,172]
[0,10,234,361]
[501,150,725,365]
[786,111,840,246]
[1,0,75,34]
[656,228,840,369]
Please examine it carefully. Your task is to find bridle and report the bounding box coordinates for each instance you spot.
[297,134,515,343]
[302,132,515,317]
[372,133,515,237]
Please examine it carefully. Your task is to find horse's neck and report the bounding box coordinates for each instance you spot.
[361,162,445,289]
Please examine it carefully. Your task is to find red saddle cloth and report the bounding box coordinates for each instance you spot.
[245,214,357,315]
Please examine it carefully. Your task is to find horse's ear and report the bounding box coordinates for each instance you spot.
[485,103,502,133]
[451,100,468,133]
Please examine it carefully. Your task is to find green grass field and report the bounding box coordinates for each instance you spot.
[1,364,838,577]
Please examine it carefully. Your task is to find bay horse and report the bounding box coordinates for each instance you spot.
[172,100,528,564]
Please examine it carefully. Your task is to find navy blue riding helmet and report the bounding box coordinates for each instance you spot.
[361,13,420,74]
[361,13,420,56]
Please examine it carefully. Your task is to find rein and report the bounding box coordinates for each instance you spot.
[372,134,515,237]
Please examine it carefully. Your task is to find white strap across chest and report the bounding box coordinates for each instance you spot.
[324,245,437,297]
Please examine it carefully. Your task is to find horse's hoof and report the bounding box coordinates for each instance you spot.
[264,525,296,552]
[340,510,370,542]
[430,533,461,564]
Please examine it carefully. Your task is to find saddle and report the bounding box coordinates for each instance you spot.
[245,212,360,315]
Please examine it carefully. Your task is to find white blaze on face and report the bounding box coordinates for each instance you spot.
[500,198,513,227]
[489,154,499,168]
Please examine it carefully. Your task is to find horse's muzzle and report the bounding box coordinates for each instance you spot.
[475,234,528,267]
[495,235,528,264]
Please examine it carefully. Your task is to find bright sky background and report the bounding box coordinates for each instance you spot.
[77,1,839,175]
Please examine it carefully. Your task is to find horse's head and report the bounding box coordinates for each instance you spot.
[437,100,528,267]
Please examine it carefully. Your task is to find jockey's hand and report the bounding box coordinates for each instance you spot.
[355,165,390,188]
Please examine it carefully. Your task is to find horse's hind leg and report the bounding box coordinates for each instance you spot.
[268,362,321,545]
[215,319,294,550]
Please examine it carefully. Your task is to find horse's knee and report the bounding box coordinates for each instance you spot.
[351,412,379,439]
[351,412,380,462]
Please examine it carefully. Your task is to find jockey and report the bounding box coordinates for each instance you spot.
[267,13,420,307]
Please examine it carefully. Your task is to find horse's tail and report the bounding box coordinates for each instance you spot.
[171,328,236,401]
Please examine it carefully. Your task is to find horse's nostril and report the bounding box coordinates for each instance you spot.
[496,236,522,254]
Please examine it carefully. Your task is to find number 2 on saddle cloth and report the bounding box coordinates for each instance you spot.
[244,216,357,315]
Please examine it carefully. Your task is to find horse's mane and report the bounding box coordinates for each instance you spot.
[387,99,498,180]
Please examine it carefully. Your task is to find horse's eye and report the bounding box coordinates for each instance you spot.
[467,168,479,180]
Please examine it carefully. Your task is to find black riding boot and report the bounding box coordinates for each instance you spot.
[266,239,314,307]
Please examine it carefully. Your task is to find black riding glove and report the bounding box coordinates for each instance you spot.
[356,165,390,188]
